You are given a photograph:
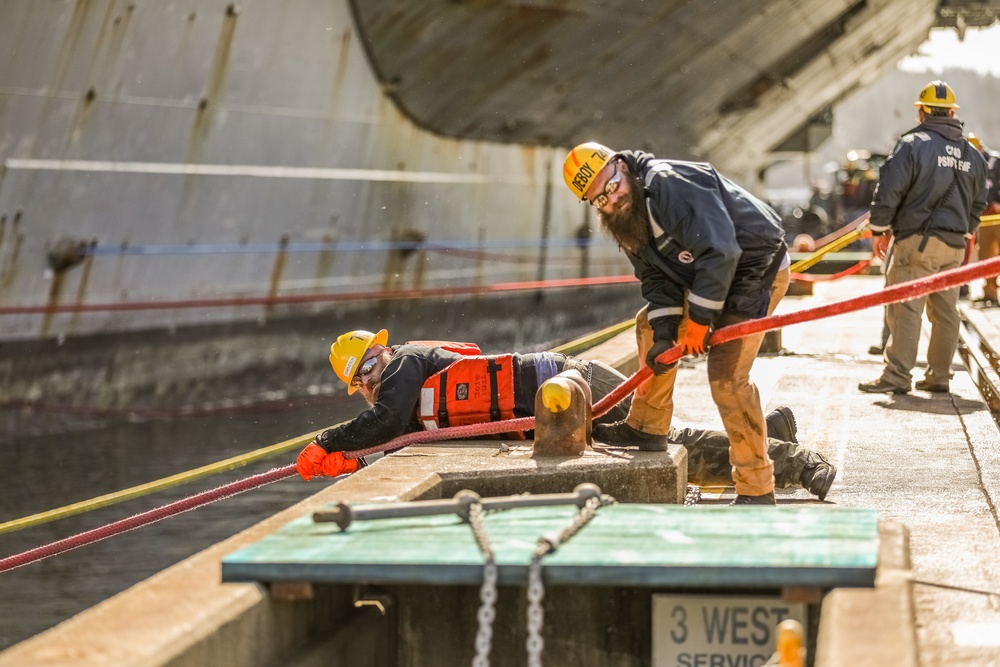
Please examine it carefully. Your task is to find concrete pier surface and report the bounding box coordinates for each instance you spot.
[2,274,1000,665]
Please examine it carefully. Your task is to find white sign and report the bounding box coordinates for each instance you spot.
[652,594,807,667]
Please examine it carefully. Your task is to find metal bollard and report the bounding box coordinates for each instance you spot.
[532,369,592,457]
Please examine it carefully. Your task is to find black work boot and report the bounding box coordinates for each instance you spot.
[801,454,837,501]
[730,491,776,506]
[765,406,797,443]
[593,420,669,451]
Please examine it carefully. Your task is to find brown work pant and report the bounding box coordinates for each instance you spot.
[979,207,1000,301]
[626,267,790,496]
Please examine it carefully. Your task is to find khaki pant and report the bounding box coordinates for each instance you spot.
[882,235,964,388]
[625,267,790,496]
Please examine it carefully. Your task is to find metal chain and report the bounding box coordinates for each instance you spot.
[468,503,498,667]
[526,493,617,667]
[466,492,617,667]
[684,485,701,506]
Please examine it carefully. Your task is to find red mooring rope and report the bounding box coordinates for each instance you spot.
[4,254,1000,574]
[346,254,1000,457]
[0,465,298,573]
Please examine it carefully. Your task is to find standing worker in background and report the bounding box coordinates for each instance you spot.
[970,133,1000,308]
[859,81,988,395]
[561,143,790,505]
[295,330,836,500]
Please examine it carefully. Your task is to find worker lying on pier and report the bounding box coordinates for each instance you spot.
[295,329,836,500]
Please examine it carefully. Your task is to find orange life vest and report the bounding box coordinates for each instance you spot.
[418,353,518,433]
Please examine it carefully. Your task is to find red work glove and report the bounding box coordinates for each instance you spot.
[295,441,328,481]
[679,322,710,356]
[320,451,359,478]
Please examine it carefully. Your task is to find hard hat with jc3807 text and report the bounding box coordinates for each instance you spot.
[329,329,388,394]
[914,80,959,110]
[563,142,615,200]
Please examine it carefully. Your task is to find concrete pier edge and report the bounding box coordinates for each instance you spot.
[815,520,916,667]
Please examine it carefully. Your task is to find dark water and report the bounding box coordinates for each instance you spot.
[0,400,360,651]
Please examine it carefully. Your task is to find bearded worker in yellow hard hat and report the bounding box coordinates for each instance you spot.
[859,81,988,395]
[294,329,837,501]
[562,141,791,505]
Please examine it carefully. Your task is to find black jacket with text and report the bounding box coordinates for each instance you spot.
[869,115,988,247]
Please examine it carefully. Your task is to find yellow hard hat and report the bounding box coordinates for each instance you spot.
[329,329,388,394]
[914,80,959,110]
[969,133,983,151]
[563,142,615,200]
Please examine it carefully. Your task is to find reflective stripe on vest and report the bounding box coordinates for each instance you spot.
[418,354,516,431]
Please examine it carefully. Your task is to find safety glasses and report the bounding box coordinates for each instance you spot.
[351,355,379,387]
[589,160,622,209]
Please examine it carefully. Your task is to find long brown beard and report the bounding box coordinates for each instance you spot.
[596,171,650,254]
[361,377,380,406]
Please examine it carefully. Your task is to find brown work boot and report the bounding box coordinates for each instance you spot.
[730,492,776,506]
[765,406,797,443]
[858,378,909,394]
[914,379,949,393]
[593,420,669,451]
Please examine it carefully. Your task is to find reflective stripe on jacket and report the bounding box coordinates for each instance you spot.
[620,151,785,343]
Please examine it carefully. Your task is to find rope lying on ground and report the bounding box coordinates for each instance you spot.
[5,254,1000,573]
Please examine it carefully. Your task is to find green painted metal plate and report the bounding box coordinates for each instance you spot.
[222,505,879,588]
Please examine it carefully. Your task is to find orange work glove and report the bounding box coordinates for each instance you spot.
[295,441,328,481]
[679,321,710,356]
[320,451,359,478]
